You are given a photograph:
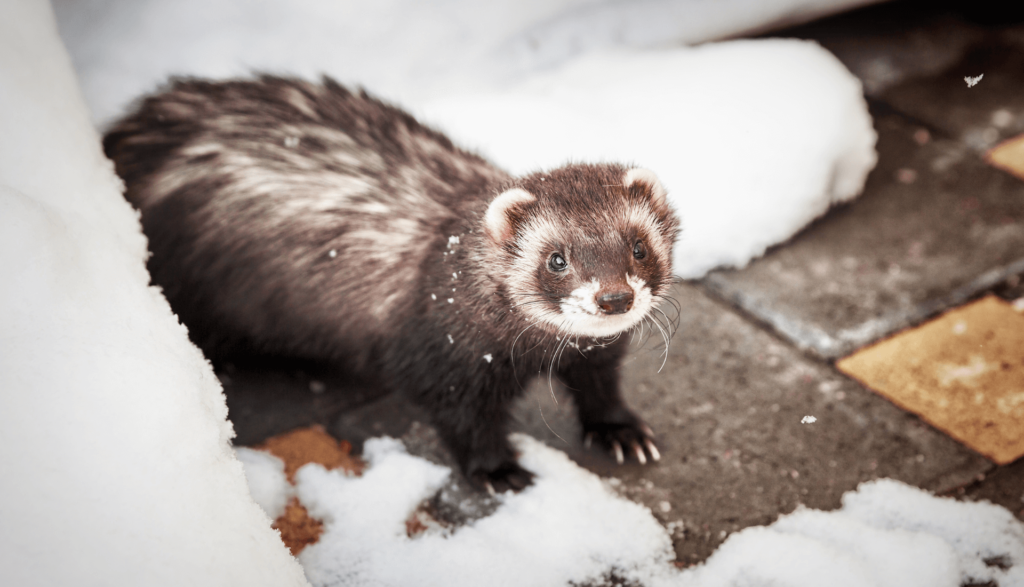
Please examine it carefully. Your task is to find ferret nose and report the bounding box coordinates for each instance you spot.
[597,291,634,315]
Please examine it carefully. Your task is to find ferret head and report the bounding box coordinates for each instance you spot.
[484,164,679,338]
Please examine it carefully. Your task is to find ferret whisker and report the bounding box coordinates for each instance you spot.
[652,306,678,341]
[647,315,671,373]
[536,399,570,446]
[546,321,572,404]
[660,295,682,326]
[656,295,682,330]
[511,323,539,390]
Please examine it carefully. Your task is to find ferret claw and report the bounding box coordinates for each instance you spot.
[584,432,594,450]
[631,442,647,465]
[484,480,496,496]
[641,424,655,438]
[612,441,624,465]
[644,439,661,462]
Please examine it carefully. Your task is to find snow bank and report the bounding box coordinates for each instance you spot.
[237,447,294,520]
[275,436,1023,587]
[418,41,876,278]
[0,1,308,585]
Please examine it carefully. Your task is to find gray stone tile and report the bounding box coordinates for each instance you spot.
[220,358,385,446]
[766,1,985,97]
[956,457,1024,521]
[880,39,1024,151]
[512,283,991,564]
[701,110,1024,359]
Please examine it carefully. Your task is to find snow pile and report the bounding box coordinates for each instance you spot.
[237,446,295,520]
[0,1,308,585]
[297,436,673,587]
[694,479,1024,586]
[53,0,877,278]
[418,42,876,278]
[239,435,1024,587]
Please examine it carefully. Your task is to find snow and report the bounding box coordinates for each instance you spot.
[53,0,877,278]
[262,435,1024,587]
[294,436,674,587]
[237,447,294,520]
[417,42,876,277]
[0,1,308,585]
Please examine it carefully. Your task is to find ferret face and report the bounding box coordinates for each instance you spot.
[485,165,679,339]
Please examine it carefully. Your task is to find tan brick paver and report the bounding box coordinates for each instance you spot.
[837,295,1024,464]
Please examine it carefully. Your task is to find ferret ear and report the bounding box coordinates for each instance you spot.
[623,168,668,208]
[485,187,536,243]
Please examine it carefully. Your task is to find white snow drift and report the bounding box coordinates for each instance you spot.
[0,1,308,585]
[417,43,876,278]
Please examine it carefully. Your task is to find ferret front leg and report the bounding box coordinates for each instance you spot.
[417,374,535,493]
[558,342,660,465]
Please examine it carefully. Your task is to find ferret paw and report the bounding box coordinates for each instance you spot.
[469,461,535,494]
[584,422,660,465]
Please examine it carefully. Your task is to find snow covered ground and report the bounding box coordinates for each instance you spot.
[1,0,1022,585]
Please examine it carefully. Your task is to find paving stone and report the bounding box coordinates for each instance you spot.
[512,282,991,564]
[701,109,1024,359]
[837,295,1024,464]
[770,1,985,97]
[880,37,1024,152]
[219,357,386,446]
[954,457,1024,521]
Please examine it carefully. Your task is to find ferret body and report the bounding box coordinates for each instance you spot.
[103,76,680,491]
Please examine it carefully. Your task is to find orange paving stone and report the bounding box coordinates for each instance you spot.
[985,133,1024,182]
[255,425,363,482]
[252,426,364,554]
[837,295,1024,465]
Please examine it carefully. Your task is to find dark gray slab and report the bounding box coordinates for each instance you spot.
[702,109,1024,359]
[513,282,991,564]
[880,38,1024,151]
[219,357,386,446]
[768,2,985,97]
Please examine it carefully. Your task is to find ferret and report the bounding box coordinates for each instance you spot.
[103,75,681,492]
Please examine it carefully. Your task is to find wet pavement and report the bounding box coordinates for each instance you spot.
[222,0,1024,568]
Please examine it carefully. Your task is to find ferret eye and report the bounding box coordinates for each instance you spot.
[633,240,647,260]
[548,252,568,272]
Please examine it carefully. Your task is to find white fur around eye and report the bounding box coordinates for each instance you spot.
[623,168,667,208]
[484,187,536,242]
